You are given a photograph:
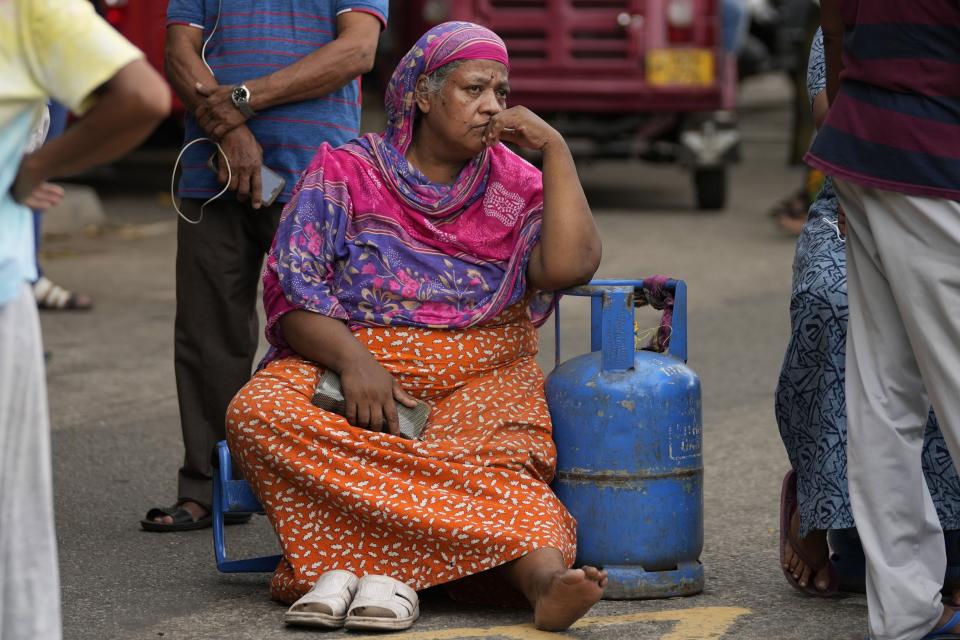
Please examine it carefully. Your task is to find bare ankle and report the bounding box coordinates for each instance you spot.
[503,548,567,606]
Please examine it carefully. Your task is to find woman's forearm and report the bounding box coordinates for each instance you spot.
[279,310,374,373]
[527,136,602,291]
[278,310,417,435]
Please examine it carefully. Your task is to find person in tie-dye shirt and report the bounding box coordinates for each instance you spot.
[0,2,168,638]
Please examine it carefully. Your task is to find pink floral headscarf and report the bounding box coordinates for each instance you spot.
[260,22,553,362]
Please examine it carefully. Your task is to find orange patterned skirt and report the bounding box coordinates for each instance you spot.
[225,308,577,605]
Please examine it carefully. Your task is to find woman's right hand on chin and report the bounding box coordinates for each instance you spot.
[339,356,419,436]
[481,106,562,152]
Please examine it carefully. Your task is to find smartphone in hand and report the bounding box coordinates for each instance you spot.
[207,152,286,207]
[312,370,430,440]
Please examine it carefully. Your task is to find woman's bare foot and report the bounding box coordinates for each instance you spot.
[532,566,607,631]
[783,509,831,591]
[501,547,607,631]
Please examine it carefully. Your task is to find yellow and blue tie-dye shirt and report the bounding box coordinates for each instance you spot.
[0,0,142,305]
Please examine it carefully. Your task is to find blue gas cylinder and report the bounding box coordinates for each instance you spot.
[545,279,703,599]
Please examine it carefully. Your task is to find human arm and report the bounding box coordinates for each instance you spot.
[820,0,844,105]
[164,23,217,116]
[279,311,418,436]
[807,19,844,237]
[165,24,266,206]
[265,146,418,436]
[13,60,169,202]
[482,107,602,291]
[21,183,65,212]
[19,108,65,211]
[809,88,846,235]
[193,10,383,140]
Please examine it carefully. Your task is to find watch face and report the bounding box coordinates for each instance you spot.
[232,86,248,104]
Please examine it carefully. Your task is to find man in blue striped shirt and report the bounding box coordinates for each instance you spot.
[143,0,388,532]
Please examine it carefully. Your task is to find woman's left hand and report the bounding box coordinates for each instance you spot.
[482,106,562,152]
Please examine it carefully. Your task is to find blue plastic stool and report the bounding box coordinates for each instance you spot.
[212,440,281,572]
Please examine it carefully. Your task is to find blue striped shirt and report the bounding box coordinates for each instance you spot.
[167,0,387,203]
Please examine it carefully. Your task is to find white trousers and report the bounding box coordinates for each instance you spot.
[839,180,960,640]
[0,285,60,640]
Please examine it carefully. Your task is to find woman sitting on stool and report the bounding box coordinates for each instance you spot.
[226,21,605,632]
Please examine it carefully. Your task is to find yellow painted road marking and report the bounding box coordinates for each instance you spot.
[350,606,751,639]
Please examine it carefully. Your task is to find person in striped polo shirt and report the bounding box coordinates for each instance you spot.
[143,0,388,533]
[808,2,960,638]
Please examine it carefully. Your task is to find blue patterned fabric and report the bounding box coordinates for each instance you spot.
[776,28,960,535]
[806,28,825,109]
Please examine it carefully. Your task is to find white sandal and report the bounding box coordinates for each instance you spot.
[284,569,359,628]
[344,574,420,631]
[33,276,92,311]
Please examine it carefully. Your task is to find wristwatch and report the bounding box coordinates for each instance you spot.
[230,83,256,118]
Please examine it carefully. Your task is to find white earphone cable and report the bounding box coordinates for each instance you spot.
[170,138,231,224]
[170,0,229,225]
[200,0,222,77]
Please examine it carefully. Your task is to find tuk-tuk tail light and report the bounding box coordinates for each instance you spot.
[667,0,696,43]
[100,0,129,28]
[667,0,695,28]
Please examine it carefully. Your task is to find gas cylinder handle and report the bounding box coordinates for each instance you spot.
[553,278,688,370]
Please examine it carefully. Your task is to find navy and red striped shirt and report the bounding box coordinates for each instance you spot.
[806,0,960,201]
[167,0,388,203]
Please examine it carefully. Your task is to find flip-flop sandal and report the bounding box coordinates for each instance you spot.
[779,470,841,597]
[140,504,251,532]
[344,574,420,631]
[284,570,359,628]
[922,609,960,639]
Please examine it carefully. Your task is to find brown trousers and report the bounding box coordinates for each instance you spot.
[174,197,281,506]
